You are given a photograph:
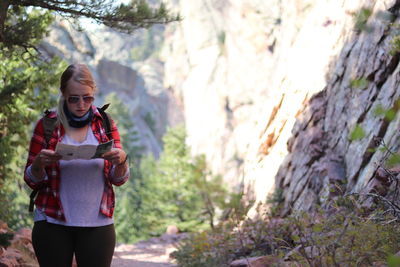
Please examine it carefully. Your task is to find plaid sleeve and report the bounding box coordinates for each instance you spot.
[24,119,48,190]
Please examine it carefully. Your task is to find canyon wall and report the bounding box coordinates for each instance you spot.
[162,0,400,213]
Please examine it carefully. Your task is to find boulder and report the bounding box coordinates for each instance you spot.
[165,225,179,235]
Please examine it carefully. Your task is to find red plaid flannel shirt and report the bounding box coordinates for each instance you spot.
[24,106,128,221]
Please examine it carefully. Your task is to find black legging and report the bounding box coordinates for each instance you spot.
[32,221,116,267]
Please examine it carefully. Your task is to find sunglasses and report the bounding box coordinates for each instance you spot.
[67,95,95,104]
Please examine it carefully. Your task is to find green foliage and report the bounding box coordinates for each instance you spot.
[266,187,284,216]
[112,121,230,243]
[374,104,389,117]
[386,153,400,168]
[2,0,180,50]
[388,255,400,267]
[353,7,373,33]
[0,51,65,228]
[102,0,180,32]
[217,31,226,55]
[172,230,231,267]
[0,5,66,229]
[350,77,369,90]
[349,124,366,141]
[172,204,292,267]
[136,126,219,235]
[104,93,145,242]
[374,104,398,122]
[173,196,400,267]
[286,201,400,267]
[143,111,156,133]
[385,109,397,121]
[218,31,226,45]
[1,7,54,50]
[390,35,400,56]
[223,191,255,223]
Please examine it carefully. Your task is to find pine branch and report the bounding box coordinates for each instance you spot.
[13,0,178,30]
[2,0,180,50]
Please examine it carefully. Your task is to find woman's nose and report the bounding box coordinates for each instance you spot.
[76,100,84,108]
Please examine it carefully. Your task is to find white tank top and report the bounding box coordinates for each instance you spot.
[34,127,114,226]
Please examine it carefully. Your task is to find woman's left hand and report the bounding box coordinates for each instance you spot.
[102,148,127,165]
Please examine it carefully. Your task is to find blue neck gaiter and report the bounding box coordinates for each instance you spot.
[63,101,93,128]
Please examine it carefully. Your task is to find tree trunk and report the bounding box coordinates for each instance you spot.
[0,0,10,43]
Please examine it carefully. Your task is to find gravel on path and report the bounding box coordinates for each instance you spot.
[111,234,186,267]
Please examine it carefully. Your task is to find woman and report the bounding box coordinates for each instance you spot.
[24,64,129,267]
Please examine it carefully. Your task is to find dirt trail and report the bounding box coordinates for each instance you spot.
[111,234,184,267]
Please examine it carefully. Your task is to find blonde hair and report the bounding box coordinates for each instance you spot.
[57,64,97,129]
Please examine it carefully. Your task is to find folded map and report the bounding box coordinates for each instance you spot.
[55,140,114,160]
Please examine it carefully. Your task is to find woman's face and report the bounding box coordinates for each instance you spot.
[64,79,94,117]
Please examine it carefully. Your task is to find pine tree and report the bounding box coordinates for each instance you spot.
[0,39,65,229]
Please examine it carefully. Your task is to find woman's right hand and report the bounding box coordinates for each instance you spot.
[33,149,62,168]
[30,149,61,180]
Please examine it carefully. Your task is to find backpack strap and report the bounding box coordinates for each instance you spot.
[97,104,113,141]
[42,109,57,144]
[41,106,113,142]
[29,190,39,212]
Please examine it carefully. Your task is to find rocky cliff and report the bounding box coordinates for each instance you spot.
[162,0,400,214]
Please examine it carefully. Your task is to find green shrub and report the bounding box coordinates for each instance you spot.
[350,77,369,89]
[390,35,400,55]
[287,209,400,266]
[172,195,400,267]
[349,123,366,141]
[353,7,373,32]
[172,203,292,266]
[266,187,284,216]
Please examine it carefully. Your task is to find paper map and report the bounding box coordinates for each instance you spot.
[55,140,114,160]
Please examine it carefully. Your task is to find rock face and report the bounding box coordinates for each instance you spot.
[163,0,282,187]
[163,0,400,213]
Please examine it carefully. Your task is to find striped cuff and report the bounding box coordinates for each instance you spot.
[110,165,130,184]
[26,165,47,183]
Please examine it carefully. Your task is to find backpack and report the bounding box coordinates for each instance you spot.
[28,104,113,212]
